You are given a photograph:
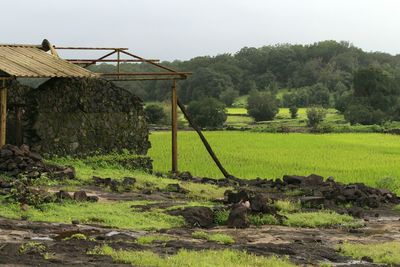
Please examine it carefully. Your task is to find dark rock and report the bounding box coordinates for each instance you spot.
[361,256,373,263]
[225,190,250,204]
[121,177,136,187]
[282,175,304,185]
[0,149,13,158]
[73,191,88,202]
[141,189,152,195]
[300,196,326,208]
[54,190,72,201]
[71,220,80,225]
[305,174,324,185]
[347,207,364,218]
[87,195,99,202]
[250,194,274,213]
[178,171,193,181]
[165,183,189,194]
[169,206,214,228]
[227,204,249,228]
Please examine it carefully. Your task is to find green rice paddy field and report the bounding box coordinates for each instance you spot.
[149,132,400,187]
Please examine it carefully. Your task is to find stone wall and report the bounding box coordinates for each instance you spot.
[6,78,150,156]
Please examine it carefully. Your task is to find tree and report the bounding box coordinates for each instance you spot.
[180,68,234,103]
[344,104,386,125]
[247,90,279,121]
[306,106,327,127]
[144,104,165,124]
[219,88,239,106]
[187,98,227,128]
[289,106,298,119]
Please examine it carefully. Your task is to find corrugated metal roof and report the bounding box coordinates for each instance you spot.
[0,45,97,78]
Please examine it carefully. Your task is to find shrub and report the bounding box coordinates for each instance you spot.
[344,104,386,125]
[144,104,165,124]
[289,106,298,119]
[247,90,279,122]
[306,106,327,127]
[187,98,227,128]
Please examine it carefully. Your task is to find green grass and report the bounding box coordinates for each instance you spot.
[283,211,363,228]
[226,107,248,115]
[0,200,184,231]
[136,235,173,245]
[249,214,279,226]
[90,245,295,267]
[339,241,400,265]
[192,231,235,244]
[48,157,227,200]
[274,200,301,213]
[149,132,400,189]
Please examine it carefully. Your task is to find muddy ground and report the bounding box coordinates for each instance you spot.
[1,182,400,267]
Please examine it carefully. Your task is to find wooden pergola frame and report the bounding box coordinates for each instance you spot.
[0,40,232,178]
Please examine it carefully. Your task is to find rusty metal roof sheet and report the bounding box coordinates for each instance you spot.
[0,45,97,78]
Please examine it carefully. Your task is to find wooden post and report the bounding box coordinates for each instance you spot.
[117,49,121,80]
[171,79,178,173]
[0,79,7,147]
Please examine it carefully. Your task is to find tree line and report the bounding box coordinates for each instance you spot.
[91,40,400,125]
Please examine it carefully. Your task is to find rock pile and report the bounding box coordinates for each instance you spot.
[175,172,400,209]
[0,144,75,180]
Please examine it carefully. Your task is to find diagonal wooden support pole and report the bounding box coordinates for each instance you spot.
[177,99,233,179]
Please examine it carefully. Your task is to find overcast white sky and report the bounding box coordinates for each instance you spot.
[1,0,399,61]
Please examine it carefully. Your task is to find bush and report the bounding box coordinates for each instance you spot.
[144,104,166,124]
[187,98,227,128]
[247,90,279,122]
[306,106,327,127]
[289,106,298,119]
[344,104,386,125]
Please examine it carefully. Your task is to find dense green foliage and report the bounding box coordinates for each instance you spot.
[306,106,327,127]
[145,104,166,124]
[187,98,227,128]
[89,41,400,108]
[149,132,400,188]
[247,90,279,121]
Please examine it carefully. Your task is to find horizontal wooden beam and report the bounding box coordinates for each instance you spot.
[54,46,129,51]
[67,59,160,63]
[99,72,191,76]
[105,77,187,81]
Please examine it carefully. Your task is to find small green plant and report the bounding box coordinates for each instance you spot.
[192,231,235,245]
[63,233,95,241]
[214,209,230,225]
[19,242,47,256]
[249,214,279,226]
[136,235,172,245]
[274,200,300,213]
[284,211,363,228]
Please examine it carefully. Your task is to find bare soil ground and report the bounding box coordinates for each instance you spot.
[1,184,400,266]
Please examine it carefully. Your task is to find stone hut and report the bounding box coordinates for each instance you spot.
[7,78,150,156]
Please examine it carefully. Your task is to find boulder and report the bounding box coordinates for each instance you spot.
[73,191,88,202]
[225,190,250,204]
[169,206,214,228]
[227,204,249,228]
